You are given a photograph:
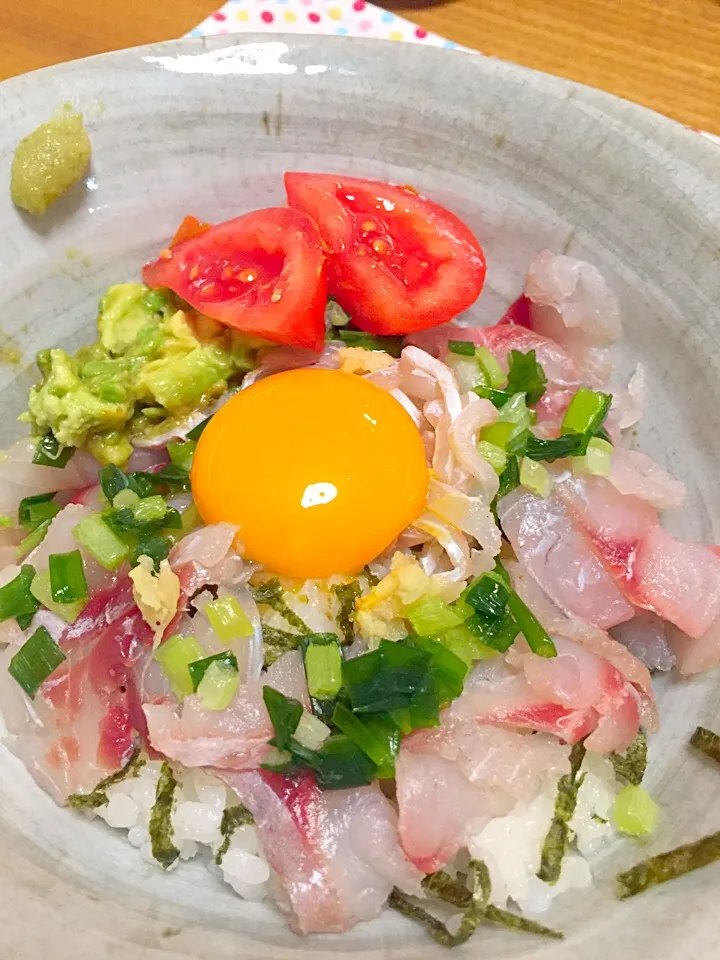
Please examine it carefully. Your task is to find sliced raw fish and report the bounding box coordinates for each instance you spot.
[219,769,423,934]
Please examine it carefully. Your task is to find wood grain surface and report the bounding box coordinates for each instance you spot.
[1,0,719,134]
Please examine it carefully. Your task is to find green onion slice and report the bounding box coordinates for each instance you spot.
[188,651,238,692]
[18,493,59,532]
[561,388,612,437]
[204,595,254,642]
[506,349,548,405]
[33,431,74,468]
[0,564,39,623]
[8,625,66,698]
[49,550,88,604]
[263,685,303,750]
[448,339,476,356]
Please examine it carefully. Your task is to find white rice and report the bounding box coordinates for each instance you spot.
[466,752,619,915]
[92,759,270,901]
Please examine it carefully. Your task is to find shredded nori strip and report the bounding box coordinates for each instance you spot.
[611,729,648,785]
[690,726,720,766]
[262,625,304,666]
[149,761,180,870]
[392,866,562,947]
[389,860,490,948]
[617,831,720,899]
[215,804,254,865]
[333,580,361,644]
[251,578,310,634]
[537,740,586,884]
[363,565,380,587]
[67,748,145,810]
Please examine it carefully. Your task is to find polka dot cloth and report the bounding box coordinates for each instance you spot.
[188,0,464,50]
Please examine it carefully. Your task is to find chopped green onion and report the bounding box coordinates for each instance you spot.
[405,595,464,636]
[477,440,508,474]
[519,457,552,497]
[326,300,351,328]
[196,659,240,710]
[0,515,12,528]
[49,550,88,604]
[448,339,476,356]
[507,591,557,657]
[99,464,129,501]
[73,514,130,570]
[18,493,59,532]
[506,349,547,405]
[8,625,65,698]
[15,611,35,631]
[473,384,514,408]
[436,623,500,666]
[112,488,140,509]
[133,496,168,524]
[690,725,720,766]
[0,565,39,623]
[475,347,506,389]
[617,831,720,900]
[188,650,239,691]
[131,534,170,571]
[260,746,295,773]
[611,729,648,785]
[465,612,519,652]
[154,634,204,698]
[342,640,435,715]
[525,433,587,462]
[409,634,467,702]
[33,431,74,468]
[465,575,511,621]
[303,635,343,700]
[537,740,586,883]
[167,440,196,472]
[16,519,52,559]
[612,785,658,837]
[497,454,520,497]
[334,328,403,357]
[30,572,85,623]
[293,711,332,751]
[186,416,212,442]
[561,388,613,436]
[332,703,400,778]
[291,734,377,790]
[332,580,361,644]
[205,595,253,642]
[263,686,303,750]
[480,420,516,450]
[572,436,613,477]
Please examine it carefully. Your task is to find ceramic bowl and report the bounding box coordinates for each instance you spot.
[0,34,719,960]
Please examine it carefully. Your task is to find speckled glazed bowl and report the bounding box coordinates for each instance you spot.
[0,34,719,960]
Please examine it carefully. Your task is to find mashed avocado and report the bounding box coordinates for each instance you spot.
[11,105,91,216]
[28,285,259,465]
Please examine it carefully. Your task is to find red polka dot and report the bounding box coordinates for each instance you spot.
[308,11,321,21]
[352,0,365,10]
[212,11,226,20]
[261,10,274,22]
[415,28,427,39]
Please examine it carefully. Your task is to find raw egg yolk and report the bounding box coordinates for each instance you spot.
[191,368,428,579]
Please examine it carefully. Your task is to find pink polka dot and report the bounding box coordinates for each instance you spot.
[415,28,428,39]
[299,0,312,6]
[261,10,274,22]
[308,11,321,21]
[212,11,226,20]
[352,0,366,10]
[358,18,372,31]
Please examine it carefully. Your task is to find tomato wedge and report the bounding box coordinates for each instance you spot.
[143,208,327,351]
[284,173,487,335]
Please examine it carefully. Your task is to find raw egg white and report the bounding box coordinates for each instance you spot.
[191,368,428,579]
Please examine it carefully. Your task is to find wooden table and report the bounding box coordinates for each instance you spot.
[1,0,719,134]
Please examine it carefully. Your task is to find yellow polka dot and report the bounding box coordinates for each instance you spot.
[283,10,297,22]
[328,7,342,20]
[236,9,249,20]
[389,31,403,41]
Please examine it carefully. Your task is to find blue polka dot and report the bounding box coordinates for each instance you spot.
[335,26,349,34]
[444,40,457,49]
[276,0,289,5]
[381,11,394,23]
[186,26,203,37]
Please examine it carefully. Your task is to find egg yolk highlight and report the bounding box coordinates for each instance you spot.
[191,368,429,579]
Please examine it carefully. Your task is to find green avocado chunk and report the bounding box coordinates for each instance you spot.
[28,284,261,466]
